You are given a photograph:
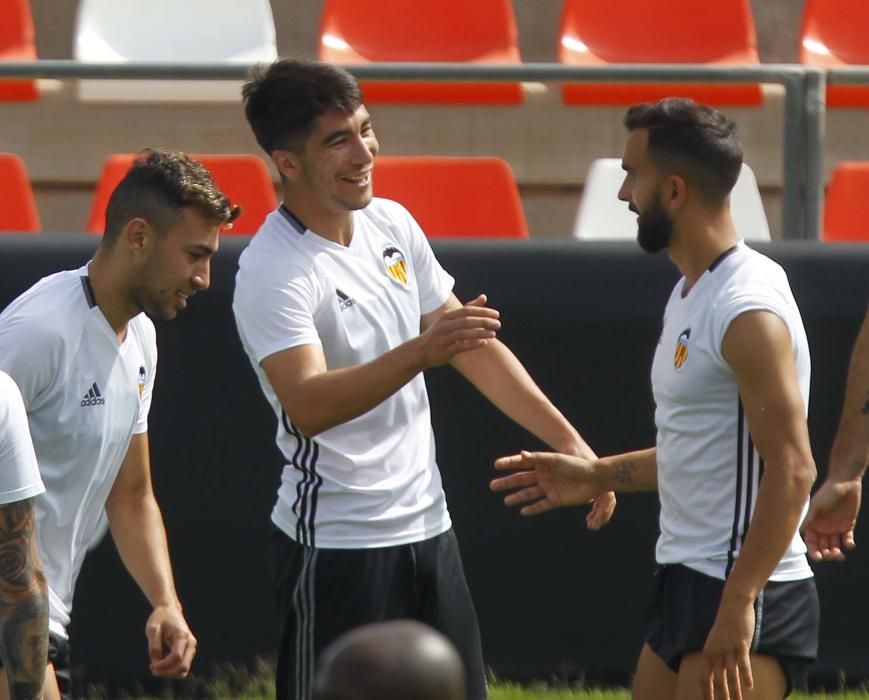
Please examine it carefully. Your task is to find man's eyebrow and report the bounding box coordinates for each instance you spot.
[188,243,217,256]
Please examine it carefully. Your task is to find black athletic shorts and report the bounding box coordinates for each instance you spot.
[643,564,819,696]
[270,526,487,700]
[0,631,71,700]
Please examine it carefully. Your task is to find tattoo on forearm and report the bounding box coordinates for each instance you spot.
[0,500,48,700]
[615,460,637,484]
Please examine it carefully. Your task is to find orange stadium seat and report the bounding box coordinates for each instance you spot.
[0,153,40,232]
[374,156,529,238]
[823,163,869,242]
[0,0,38,101]
[558,0,762,106]
[87,154,277,235]
[317,0,523,105]
[799,0,869,107]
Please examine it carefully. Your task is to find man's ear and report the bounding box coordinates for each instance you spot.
[665,174,688,212]
[271,149,302,184]
[123,218,151,253]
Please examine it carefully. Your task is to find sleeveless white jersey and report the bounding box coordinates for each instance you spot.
[0,266,157,636]
[651,242,813,582]
[233,198,455,549]
[0,371,44,504]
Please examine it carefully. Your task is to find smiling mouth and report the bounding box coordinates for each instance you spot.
[342,172,371,186]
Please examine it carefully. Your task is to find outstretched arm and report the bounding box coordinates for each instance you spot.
[0,498,47,700]
[436,293,616,528]
[803,308,869,561]
[105,433,196,679]
[491,447,656,517]
[262,295,501,437]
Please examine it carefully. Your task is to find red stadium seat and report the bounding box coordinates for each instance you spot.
[374,156,528,238]
[558,0,762,106]
[87,154,277,235]
[799,0,869,107]
[0,153,40,232]
[823,162,869,242]
[0,0,38,101]
[317,0,522,105]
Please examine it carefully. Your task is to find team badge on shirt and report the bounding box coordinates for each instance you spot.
[138,366,146,398]
[382,246,408,285]
[674,328,691,369]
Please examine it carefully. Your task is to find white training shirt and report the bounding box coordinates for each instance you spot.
[0,371,44,505]
[233,198,455,549]
[651,241,813,582]
[0,265,157,637]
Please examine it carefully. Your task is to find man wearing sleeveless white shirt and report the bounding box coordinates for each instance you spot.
[492,99,818,700]
[0,150,239,699]
[0,371,47,699]
[234,59,615,700]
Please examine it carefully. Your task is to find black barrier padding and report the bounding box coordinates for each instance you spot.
[0,236,866,691]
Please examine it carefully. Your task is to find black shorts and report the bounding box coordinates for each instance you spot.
[0,631,71,700]
[643,564,819,696]
[270,526,487,700]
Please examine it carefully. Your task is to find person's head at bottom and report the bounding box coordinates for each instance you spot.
[312,620,467,700]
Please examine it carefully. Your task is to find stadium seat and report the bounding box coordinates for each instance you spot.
[799,0,869,107]
[558,0,762,106]
[0,153,40,232]
[87,154,277,235]
[74,0,277,101]
[374,156,529,238]
[573,158,770,241]
[822,162,869,242]
[317,0,523,105]
[0,0,38,101]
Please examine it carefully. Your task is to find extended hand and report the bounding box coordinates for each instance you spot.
[417,294,500,367]
[490,450,604,516]
[803,478,862,561]
[146,603,197,678]
[701,598,755,700]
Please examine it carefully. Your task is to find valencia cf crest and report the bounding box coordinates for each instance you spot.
[138,366,146,398]
[674,328,691,369]
[382,245,408,285]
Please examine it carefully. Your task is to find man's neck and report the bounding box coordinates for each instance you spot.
[282,193,355,247]
[87,249,137,340]
[669,208,740,293]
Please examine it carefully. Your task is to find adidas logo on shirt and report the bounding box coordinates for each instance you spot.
[80,382,105,407]
[336,288,356,311]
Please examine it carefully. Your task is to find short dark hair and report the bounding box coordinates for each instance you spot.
[103,149,240,243]
[242,58,364,154]
[624,98,743,202]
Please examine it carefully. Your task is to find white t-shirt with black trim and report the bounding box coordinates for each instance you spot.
[0,265,157,637]
[0,371,44,505]
[651,241,812,582]
[233,198,455,549]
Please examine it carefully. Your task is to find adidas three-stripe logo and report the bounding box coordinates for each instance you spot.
[80,382,105,407]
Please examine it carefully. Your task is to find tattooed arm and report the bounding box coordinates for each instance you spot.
[491,448,657,516]
[0,498,48,700]
[804,308,869,561]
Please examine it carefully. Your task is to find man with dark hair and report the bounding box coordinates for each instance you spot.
[0,149,239,699]
[0,373,47,700]
[233,58,614,700]
[312,620,466,700]
[492,98,818,700]
[803,307,869,560]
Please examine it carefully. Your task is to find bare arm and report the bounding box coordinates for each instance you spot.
[0,499,47,700]
[261,295,500,437]
[803,308,869,560]
[105,433,195,678]
[702,310,816,699]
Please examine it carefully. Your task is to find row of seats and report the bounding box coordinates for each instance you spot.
[3,151,865,241]
[3,0,869,105]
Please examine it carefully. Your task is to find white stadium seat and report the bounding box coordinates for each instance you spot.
[74,0,278,102]
[573,158,771,241]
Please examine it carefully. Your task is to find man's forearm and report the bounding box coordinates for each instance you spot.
[451,339,593,456]
[593,448,659,492]
[0,499,48,700]
[107,494,180,610]
[827,311,869,483]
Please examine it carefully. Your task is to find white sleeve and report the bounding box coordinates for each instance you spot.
[0,372,44,505]
[133,318,157,435]
[0,315,61,413]
[233,264,323,365]
[391,204,454,314]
